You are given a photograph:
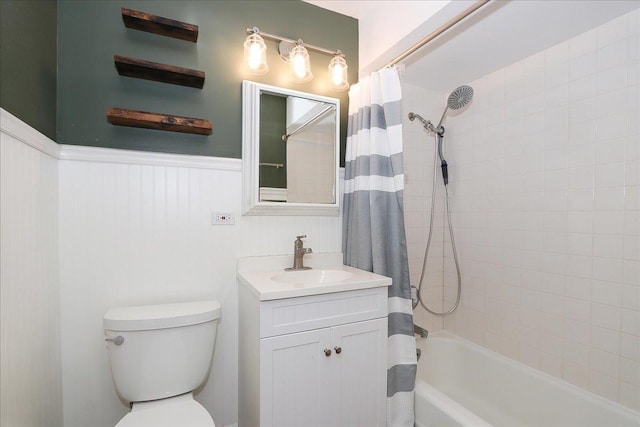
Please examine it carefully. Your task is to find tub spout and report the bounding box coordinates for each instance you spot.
[414,324,429,339]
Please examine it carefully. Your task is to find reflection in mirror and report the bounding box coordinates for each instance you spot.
[242,81,340,216]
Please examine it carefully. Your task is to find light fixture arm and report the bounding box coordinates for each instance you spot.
[246,28,340,57]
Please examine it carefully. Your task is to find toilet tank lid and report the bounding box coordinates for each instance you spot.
[104,300,221,331]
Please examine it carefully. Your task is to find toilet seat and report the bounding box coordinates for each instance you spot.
[116,393,215,427]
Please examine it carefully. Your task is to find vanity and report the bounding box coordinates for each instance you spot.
[237,253,391,427]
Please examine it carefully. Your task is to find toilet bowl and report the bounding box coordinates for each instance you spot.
[104,300,221,427]
[116,393,213,427]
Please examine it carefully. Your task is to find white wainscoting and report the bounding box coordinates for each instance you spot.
[1,105,343,426]
[57,144,343,426]
[0,109,63,426]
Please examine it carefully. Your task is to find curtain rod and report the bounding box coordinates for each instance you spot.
[382,0,492,70]
[282,105,334,142]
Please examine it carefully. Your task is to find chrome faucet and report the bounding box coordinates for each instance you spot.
[285,235,313,271]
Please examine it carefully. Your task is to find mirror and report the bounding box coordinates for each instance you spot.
[242,81,340,215]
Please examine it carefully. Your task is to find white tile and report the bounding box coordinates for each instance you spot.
[592,257,624,283]
[629,8,640,36]
[565,276,592,300]
[619,381,640,411]
[622,283,640,310]
[540,352,563,378]
[621,333,640,361]
[543,232,566,254]
[545,84,570,109]
[598,13,629,48]
[568,189,594,211]
[564,339,590,366]
[595,89,628,119]
[541,272,565,295]
[597,65,628,94]
[623,211,640,236]
[547,41,570,65]
[568,166,594,189]
[628,34,639,63]
[589,370,619,401]
[620,357,640,386]
[541,332,564,357]
[570,52,597,81]
[622,260,640,287]
[592,325,621,353]
[598,38,629,71]
[565,297,592,322]
[567,233,593,256]
[568,144,595,168]
[593,234,624,259]
[626,159,639,185]
[546,61,570,89]
[594,187,625,211]
[592,280,623,306]
[593,211,624,235]
[621,309,640,336]
[571,28,598,59]
[565,318,590,345]
[624,235,640,261]
[591,302,622,330]
[624,185,640,212]
[590,347,620,378]
[595,162,626,187]
[570,74,597,102]
[595,138,628,165]
[566,254,593,278]
[564,361,589,388]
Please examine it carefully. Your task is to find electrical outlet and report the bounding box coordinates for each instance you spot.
[212,212,235,225]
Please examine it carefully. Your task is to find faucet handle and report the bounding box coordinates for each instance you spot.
[296,235,307,240]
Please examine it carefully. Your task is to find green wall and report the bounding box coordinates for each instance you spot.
[259,94,287,188]
[57,0,357,159]
[1,0,57,140]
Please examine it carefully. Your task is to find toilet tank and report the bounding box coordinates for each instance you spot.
[104,300,221,403]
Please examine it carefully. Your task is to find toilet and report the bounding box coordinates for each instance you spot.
[104,300,221,426]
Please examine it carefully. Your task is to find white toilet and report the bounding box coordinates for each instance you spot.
[104,300,221,426]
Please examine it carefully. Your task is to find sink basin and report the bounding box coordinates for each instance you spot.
[236,253,392,301]
[271,269,354,285]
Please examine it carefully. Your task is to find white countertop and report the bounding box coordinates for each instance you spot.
[237,253,392,301]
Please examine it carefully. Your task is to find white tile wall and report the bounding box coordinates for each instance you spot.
[402,83,447,332]
[58,147,342,426]
[0,110,63,426]
[404,9,640,411]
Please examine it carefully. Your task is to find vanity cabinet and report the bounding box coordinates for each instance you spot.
[238,285,388,427]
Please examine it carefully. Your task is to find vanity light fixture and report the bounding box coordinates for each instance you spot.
[244,27,269,76]
[328,51,349,91]
[289,40,313,83]
[244,27,349,91]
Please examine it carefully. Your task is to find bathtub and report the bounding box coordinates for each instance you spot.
[414,331,640,427]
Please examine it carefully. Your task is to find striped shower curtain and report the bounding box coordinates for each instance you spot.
[343,67,416,426]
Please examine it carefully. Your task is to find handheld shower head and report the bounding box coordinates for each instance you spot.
[447,85,474,110]
[437,84,474,129]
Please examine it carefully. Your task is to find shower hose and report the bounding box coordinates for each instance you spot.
[412,133,462,316]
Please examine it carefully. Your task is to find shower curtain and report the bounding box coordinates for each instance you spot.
[343,67,416,426]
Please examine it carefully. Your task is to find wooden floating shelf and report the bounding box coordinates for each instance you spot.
[106,108,212,135]
[121,8,198,42]
[114,55,205,88]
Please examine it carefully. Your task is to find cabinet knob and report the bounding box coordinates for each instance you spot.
[334,346,342,354]
[324,348,332,357]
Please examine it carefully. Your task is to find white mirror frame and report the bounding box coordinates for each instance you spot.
[242,81,340,216]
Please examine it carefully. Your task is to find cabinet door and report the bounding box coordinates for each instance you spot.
[330,318,387,427]
[260,328,332,427]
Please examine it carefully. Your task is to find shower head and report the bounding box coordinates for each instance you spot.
[447,85,474,110]
[437,84,474,129]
